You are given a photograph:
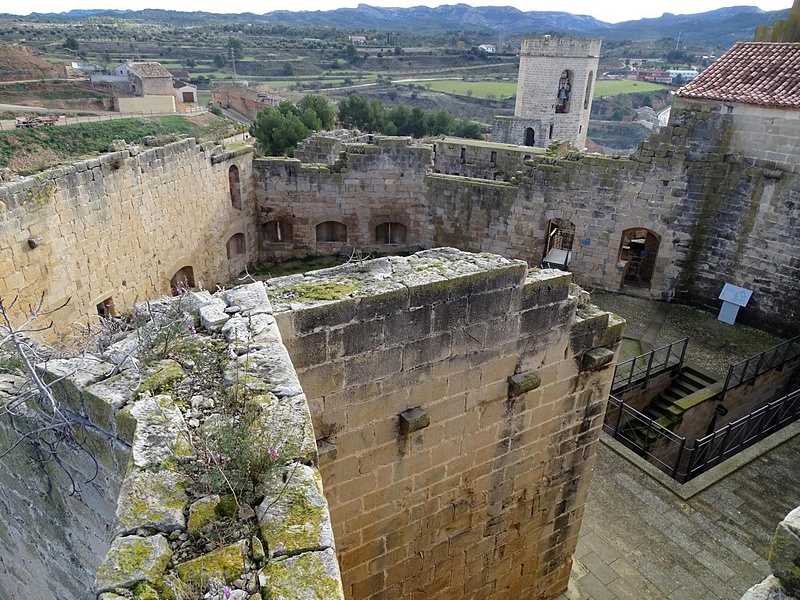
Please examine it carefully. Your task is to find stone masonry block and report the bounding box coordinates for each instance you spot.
[769,506,800,596]
[385,306,433,344]
[343,319,385,356]
[508,371,542,397]
[468,288,513,324]
[399,407,430,435]
[581,348,615,371]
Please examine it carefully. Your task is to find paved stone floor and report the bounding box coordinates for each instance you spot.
[554,421,800,600]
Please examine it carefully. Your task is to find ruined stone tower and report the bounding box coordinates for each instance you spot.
[493,36,601,149]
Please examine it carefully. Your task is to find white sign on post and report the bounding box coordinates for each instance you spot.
[718,283,753,325]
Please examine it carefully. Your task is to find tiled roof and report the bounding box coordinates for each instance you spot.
[129,62,173,79]
[676,42,800,108]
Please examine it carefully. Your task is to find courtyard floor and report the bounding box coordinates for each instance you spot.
[555,293,800,600]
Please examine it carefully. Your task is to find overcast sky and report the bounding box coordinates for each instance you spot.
[8,1,793,24]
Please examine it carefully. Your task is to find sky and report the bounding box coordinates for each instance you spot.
[8,0,793,24]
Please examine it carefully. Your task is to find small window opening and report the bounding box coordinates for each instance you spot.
[170,266,196,295]
[460,147,466,163]
[549,124,554,139]
[556,70,573,114]
[316,221,347,243]
[97,297,118,318]
[229,165,242,210]
[375,222,407,245]
[524,127,535,146]
[226,233,246,259]
[490,151,497,163]
[583,71,594,110]
[263,220,293,243]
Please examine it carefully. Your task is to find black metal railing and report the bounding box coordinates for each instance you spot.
[721,336,800,399]
[604,388,800,483]
[685,388,800,479]
[604,395,689,479]
[611,338,689,392]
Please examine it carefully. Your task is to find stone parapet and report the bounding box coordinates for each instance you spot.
[267,249,624,600]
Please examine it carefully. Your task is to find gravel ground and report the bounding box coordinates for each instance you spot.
[590,292,786,379]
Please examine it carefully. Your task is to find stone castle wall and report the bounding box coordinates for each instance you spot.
[0,139,256,338]
[254,103,800,335]
[0,370,130,599]
[268,249,624,600]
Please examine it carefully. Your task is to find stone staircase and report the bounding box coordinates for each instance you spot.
[619,366,718,450]
[642,366,718,421]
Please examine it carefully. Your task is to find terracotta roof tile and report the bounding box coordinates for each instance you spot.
[676,42,800,108]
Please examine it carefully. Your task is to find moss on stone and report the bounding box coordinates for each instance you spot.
[138,360,186,396]
[132,581,159,600]
[176,539,248,585]
[188,495,220,533]
[274,281,358,303]
[259,549,343,600]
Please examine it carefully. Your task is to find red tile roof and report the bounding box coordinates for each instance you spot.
[676,42,800,108]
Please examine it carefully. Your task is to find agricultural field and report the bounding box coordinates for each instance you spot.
[593,80,666,96]
[415,79,517,99]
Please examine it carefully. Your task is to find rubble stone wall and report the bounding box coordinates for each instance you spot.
[268,249,624,600]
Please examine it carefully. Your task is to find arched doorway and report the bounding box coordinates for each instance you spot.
[524,127,535,146]
[618,228,660,288]
[542,219,575,270]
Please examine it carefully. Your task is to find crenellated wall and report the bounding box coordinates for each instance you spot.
[267,249,624,600]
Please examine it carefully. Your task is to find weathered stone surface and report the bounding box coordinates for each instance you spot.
[508,371,542,397]
[399,407,430,435]
[741,575,793,600]
[176,539,248,584]
[95,534,172,592]
[257,464,335,558]
[770,506,800,596]
[582,347,616,371]
[200,299,231,331]
[138,359,186,395]
[188,495,221,533]
[222,315,251,343]
[224,282,272,316]
[37,356,113,404]
[128,395,192,469]
[114,470,188,535]
[258,548,344,600]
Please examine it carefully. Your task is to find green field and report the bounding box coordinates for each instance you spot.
[402,78,666,100]
[593,80,666,96]
[419,79,516,99]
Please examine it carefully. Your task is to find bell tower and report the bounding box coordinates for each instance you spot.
[492,36,601,149]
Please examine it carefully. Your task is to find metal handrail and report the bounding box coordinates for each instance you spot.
[611,338,689,391]
[604,387,800,483]
[721,335,800,398]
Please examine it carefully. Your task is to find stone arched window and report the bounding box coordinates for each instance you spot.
[263,220,293,244]
[556,70,573,114]
[229,165,242,210]
[542,219,576,270]
[618,228,661,288]
[524,127,535,146]
[170,266,196,295]
[226,233,246,259]
[316,221,347,243]
[584,71,594,110]
[375,222,407,245]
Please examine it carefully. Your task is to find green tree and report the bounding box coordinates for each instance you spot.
[338,94,376,131]
[345,44,359,63]
[297,94,335,130]
[250,106,309,157]
[64,36,79,51]
[186,58,197,68]
[282,62,294,76]
[227,37,244,60]
[453,119,483,140]
[213,54,226,69]
[428,110,455,136]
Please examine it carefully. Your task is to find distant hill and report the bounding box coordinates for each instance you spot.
[11,4,791,45]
